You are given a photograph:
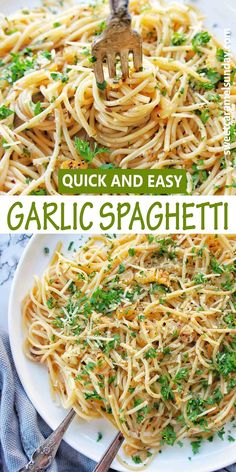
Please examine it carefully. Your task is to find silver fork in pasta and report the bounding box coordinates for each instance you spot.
[91,0,142,84]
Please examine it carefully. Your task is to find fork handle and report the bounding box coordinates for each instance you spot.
[109,0,129,19]
[19,409,76,472]
[93,432,124,472]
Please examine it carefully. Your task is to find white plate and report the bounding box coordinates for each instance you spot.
[8,234,236,472]
[0,0,236,53]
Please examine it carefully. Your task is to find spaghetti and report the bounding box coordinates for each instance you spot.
[23,234,236,467]
[0,0,236,195]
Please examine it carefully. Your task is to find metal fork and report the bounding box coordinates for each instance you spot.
[91,0,142,84]
[19,409,76,471]
[19,407,124,472]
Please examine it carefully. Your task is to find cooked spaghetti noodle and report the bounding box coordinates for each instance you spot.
[23,234,236,467]
[0,0,236,195]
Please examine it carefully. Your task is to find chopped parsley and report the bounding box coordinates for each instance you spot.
[216,350,236,377]
[216,48,226,62]
[118,263,125,274]
[192,32,211,52]
[230,124,236,144]
[159,375,174,401]
[187,397,206,423]
[94,21,106,36]
[161,425,176,445]
[100,163,116,169]
[0,105,14,120]
[171,32,186,46]
[97,432,103,442]
[207,388,223,405]
[196,108,210,124]
[74,138,109,162]
[96,80,107,91]
[41,50,52,60]
[51,72,69,83]
[174,368,188,383]
[46,297,55,309]
[206,92,221,102]
[132,455,143,464]
[30,188,47,195]
[1,52,35,83]
[193,272,206,284]
[210,257,224,274]
[191,439,202,455]
[218,427,225,440]
[128,248,135,256]
[88,56,97,63]
[85,391,102,401]
[145,347,157,359]
[68,241,74,251]
[33,101,42,116]
[103,334,120,355]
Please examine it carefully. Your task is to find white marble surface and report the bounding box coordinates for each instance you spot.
[0,234,31,331]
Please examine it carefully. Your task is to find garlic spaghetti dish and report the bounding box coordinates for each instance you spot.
[23,234,236,467]
[0,0,236,195]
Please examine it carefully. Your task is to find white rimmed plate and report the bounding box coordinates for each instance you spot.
[8,234,236,472]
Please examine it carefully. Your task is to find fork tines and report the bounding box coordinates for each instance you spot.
[92,28,142,84]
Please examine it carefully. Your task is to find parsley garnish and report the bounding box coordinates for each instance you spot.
[196,108,210,124]
[174,368,188,383]
[192,32,211,52]
[85,391,102,400]
[51,72,69,83]
[210,257,224,274]
[145,347,157,359]
[74,138,109,162]
[216,350,236,377]
[161,425,176,445]
[230,124,236,143]
[216,48,226,62]
[94,21,106,36]
[1,52,35,83]
[46,297,54,309]
[193,272,206,284]
[191,440,202,455]
[96,80,107,90]
[206,92,221,102]
[132,455,143,464]
[171,32,186,46]
[30,188,47,195]
[100,163,116,169]
[187,397,206,423]
[118,263,125,274]
[0,105,14,120]
[33,101,42,116]
[41,50,52,60]
[159,375,174,401]
[128,248,135,256]
[198,68,222,89]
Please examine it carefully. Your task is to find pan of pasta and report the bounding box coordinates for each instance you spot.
[0,0,236,195]
[8,233,236,471]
